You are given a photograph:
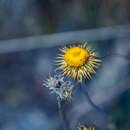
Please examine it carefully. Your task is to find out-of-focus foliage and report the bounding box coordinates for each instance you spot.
[0,0,130,40]
[109,90,130,130]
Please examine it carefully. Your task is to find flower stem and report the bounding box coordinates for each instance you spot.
[57,97,70,130]
[72,81,81,92]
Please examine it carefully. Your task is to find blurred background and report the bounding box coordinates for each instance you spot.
[0,0,130,130]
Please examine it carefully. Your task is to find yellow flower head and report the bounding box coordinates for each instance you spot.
[56,43,101,81]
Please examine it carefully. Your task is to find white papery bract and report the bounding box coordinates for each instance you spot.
[43,73,74,101]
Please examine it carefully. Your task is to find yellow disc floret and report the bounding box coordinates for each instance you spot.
[56,43,101,81]
[64,47,89,67]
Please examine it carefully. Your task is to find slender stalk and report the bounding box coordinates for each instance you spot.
[72,81,81,92]
[81,82,110,115]
[57,97,70,130]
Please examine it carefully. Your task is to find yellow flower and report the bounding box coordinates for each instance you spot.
[56,43,101,81]
[78,125,98,130]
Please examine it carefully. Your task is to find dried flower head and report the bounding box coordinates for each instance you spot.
[56,42,101,81]
[43,73,74,101]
